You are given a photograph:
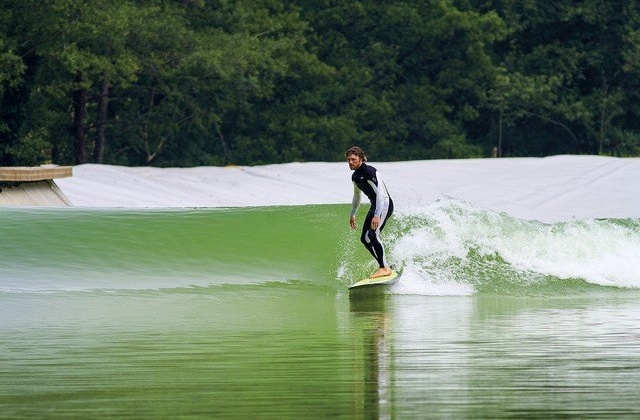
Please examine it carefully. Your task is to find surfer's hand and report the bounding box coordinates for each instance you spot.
[371,216,380,230]
[349,216,357,229]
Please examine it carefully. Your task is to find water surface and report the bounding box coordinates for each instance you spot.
[2,204,639,417]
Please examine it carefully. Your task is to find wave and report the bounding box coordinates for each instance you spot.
[1,200,639,296]
[387,199,640,296]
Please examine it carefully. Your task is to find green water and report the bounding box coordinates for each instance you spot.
[2,204,640,418]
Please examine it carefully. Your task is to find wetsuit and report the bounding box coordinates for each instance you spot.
[350,162,394,268]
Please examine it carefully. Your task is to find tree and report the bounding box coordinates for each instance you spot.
[481,0,640,156]
[4,0,639,166]
[0,7,27,165]
[295,0,506,160]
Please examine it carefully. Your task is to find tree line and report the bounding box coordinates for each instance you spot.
[1,0,639,167]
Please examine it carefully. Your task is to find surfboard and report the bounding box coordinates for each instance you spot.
[348,270,400,290]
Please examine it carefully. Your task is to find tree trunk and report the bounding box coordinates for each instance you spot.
[498,106,503,157]
[93,76,110,163]
[72,72,89,164]
[214,120,231,164]
[598,77,609,155]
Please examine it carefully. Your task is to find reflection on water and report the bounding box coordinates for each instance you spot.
[349,296,395,419]
[2,288,640,417]
[350,294,640,418]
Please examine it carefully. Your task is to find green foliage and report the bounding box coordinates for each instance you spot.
[2,0,640,167]
[484,0,640,156]
[0,38,25,92]
[608,127,640,157]
[6,128,52,165]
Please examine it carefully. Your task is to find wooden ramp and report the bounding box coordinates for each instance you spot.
[0,166,73,206]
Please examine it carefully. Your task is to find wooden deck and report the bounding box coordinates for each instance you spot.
[0,166,73,206]
[0,166,72,182]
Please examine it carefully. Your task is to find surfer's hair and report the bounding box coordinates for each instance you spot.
[345,146,367,162]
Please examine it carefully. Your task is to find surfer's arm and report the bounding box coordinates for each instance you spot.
[349,183,361,229]
[350,182,361,217]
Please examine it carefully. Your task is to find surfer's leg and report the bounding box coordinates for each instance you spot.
[361,204,393,274]
[360,211,381,265]
[373,199,394,264]
[366,200,394,278]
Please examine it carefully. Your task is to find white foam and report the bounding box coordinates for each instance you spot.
[385,198,640,292]
[390,264,476,296]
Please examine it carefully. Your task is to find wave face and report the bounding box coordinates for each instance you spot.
[2,200,639,295]
[388,199,640,296]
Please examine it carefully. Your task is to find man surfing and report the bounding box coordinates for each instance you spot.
[346,146,395,279]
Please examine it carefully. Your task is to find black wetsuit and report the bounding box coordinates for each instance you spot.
[350,162,394,268]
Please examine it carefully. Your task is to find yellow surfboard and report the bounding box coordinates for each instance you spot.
[348,270,400,290]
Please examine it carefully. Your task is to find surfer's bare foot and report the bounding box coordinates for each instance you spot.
[370,267,392,278]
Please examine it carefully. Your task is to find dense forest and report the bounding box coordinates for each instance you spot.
[1,0,640,167]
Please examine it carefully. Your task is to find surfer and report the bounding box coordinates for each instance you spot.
[346,146,394,278]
